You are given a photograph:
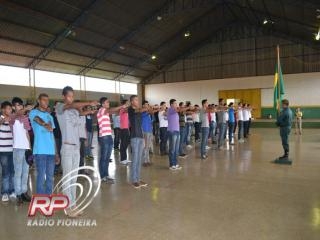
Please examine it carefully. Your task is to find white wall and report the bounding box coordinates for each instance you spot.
[145,72,320,107]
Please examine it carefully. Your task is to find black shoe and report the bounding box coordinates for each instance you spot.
[21,192,31,202]
[16,195,23,205]
[279,154,288,160]
[109,159,112,162]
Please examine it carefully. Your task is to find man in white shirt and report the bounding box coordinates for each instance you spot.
[159,102,168,155]
[243,104,250,138]
[237,103,244,143]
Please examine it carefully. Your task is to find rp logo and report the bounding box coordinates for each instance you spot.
[28,194,69,217]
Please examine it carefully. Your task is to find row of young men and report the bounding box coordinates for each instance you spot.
[0,88,160,216]
[0,90,252,216]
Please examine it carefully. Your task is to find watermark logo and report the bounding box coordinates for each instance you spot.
[27,166,101,227]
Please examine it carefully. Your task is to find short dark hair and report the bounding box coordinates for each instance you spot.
[62,86,74,96]
[229,102,234,107]
[142,100,149,105]
[130,95,138,102]
[38,93,49,100]
[121,99,128,105]
[1,101,12,109]
[194,104,199,107]
[12,97,23,106]
[169,99,176,105]
[160,101,165,106]
[202,99,207,106]
[99,97,108,105]
[219,98,223,103]
[179,102,184,107]
[282,99,289,106]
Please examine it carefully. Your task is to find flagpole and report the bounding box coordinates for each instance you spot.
[277,45,280,114]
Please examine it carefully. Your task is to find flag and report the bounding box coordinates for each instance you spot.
[273,48,285,113]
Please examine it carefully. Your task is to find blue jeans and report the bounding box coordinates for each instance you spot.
[186,123,193,145]
[217,123,227,147]
[201,127,209,156]
[238,121,244,139]
[168,131,180,167]
[228,122,235,143]
[209,121,217,142]
[130,138,144,183]
[179,126,186,155]
[99,135,113,178]
[0,152,14,195]
[13,148,29,195]
[85,131,93,156]
[34,154,55,194]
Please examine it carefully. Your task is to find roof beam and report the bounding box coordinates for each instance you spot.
[0,49,144,78]
[142,20,239,84]
[77,0,220,76]
[0,17,152,72]
[113,1,224,81]
[26,0,100,69]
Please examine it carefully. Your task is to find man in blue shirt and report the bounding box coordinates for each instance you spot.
[141,101,155,167]
[29,93,57,194]
[228,102,235,145]
[276,99,293,160]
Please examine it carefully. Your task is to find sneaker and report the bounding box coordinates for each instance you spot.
[205,146,211,150]
[9,193,16,199]
[186,145,192,149]
[106,177,115,184]
[2,194,9,202]
[201,155,208,160]
[179,154,187,158]
[101,177,108,182]
[175,165,182,170]
[132,182,141,189]
[16,195,23,206]
[126,159,132,163]
[139,181,148,187]
[21,192,31,202]
[120,160,128,165]
[238,139,245,143]
[169,166,177,170]
[109,159,112,162]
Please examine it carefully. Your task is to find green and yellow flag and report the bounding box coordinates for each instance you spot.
[273,47,285,113]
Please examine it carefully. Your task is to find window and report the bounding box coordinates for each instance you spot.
[35,70,80,90]
[85,77,116,93]
[0,65,29,86]
[119,82,137,95]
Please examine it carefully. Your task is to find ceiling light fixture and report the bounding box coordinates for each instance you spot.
[315,30,320,40]
[157,16,162,21]
[119,46,125,50]
[263,19,268,25]
[184,31,191,38]
[151,55,157,60]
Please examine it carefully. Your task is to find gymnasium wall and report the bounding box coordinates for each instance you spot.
[145,72,320,119]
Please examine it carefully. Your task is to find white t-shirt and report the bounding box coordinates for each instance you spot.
[13,120,30,149]
[224,111,229,122]
[243,109,250,121]
[193,112,200,123]
[237,108,243,121]
[248,109,252,118]
[210,112,216,122]
[159,110,168,128]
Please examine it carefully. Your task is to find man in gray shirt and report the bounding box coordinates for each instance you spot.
[56,86,97,217]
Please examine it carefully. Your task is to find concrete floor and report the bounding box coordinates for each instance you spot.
[1,128,320,240]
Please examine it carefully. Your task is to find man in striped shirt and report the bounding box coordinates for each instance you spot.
[0,101,15,202]
[97,97,127,184]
